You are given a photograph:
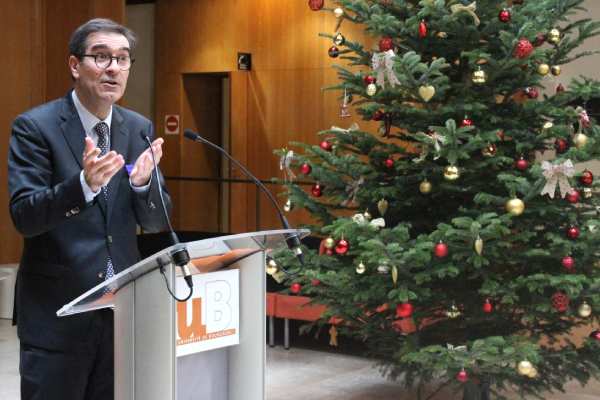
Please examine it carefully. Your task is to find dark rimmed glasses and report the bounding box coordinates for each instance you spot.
[81,54,135,71]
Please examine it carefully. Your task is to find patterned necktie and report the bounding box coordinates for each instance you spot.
[94,122,118,294]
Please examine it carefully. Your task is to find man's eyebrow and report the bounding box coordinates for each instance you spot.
[90,44,131,54]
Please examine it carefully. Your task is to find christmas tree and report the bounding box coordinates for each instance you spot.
[273,0,600,399]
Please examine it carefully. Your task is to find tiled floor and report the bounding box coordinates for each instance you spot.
[2,318,600,400]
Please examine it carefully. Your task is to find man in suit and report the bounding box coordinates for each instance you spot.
[8,19,170,399]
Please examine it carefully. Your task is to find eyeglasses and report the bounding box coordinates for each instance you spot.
[81,54,135,71]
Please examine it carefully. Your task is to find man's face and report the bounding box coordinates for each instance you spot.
[69,32,130,110]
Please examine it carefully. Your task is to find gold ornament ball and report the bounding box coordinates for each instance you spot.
[506,197,525,216]
[537,63,550,76]
[572,133,588,150]
[582,187,593,199]
[471,68,488,85]
[377,264,389,274]
[527,367,538,378]
[333,7,344,19]
[283,199,294,212]
[366,83,377,96]
[518,360,533,375]
[547,28,562,45]
[333,33,345,46]
[444,164,461,181]
[419,179,432,194]
[356,262,366,274]
[541,121,553,132]
[266,259,278,275]
[578,301,592,317]
[551,65,562,76]
[377,125,386,138]
[363,209,372,221]
[324,237,336,250]
[446,303,461,318]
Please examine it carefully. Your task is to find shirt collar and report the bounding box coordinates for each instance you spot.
[71,90,113,135]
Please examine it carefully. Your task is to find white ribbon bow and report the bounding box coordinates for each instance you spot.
[371,50,401,89]
[342,177,364,206]
[541,160,574,198]
[279,150,296,182]
[330,123,359,133]
[450,2,480,26]
[413,132,446,163]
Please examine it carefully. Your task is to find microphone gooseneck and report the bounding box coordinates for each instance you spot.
[183,130,304,274]
[140,132,193,298]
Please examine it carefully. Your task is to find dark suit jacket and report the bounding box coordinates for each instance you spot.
[8,90,172,351]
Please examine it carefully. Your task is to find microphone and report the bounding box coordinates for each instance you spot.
[183,130,305,270]
[140,131,193,291]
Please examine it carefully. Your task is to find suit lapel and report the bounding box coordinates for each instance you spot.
[106,107,129,224]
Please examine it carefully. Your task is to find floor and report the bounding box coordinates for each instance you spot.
[1,318,600,400]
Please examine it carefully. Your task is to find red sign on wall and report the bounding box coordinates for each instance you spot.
[165,115,179,134]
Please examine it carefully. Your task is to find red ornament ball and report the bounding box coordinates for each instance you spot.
[579,170,594,186]
[532,32,545,46]
[379,37,395,52]
[335,238,349,254]
[364,75,374,84]
[498,131,505,140]
[530,89,538,99]
[434,242,448,258]
[590,331,600,340]
[457,371,469,383]
[566,190,580,203]
[311,279,321,285]
[515,38,533,58]
[328,45,339,58]
[566,227,579,240]
[555,139,567,152]
[498,9,511,23]
[320,140,333,151]
[561,256,574,270]
[384,158,395,168]
[551,291,569,312]
[312,184,325,197]
[515,158,528,172]
[308,0,324,11]
[290,283,301,294]
[556,83,565,94]
[483,300,492,313]
[460,118,472,127]
[419,21,427,37]
[300,163,312,175]
[325,249,334,256]
[396,302,414,318]
[373,109,383,121]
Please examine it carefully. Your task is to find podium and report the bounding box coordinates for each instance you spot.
[57,229,309,400]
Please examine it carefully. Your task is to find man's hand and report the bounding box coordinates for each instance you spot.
[83,137,125,193]
[130,138,164,187]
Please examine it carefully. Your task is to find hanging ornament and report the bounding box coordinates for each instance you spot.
[483,299,492,312]
[324,237,336,250]
[356,262,366,274]
[527,367,538,378]
[434,241,448,257]
[457,370,468,383]
[392,265,398,283]
[290,283,301,294]
[498,131,505,140]
[481,143,497,157]
[420,179,432,194]
[325,249,334,256]
[311,279,320,286]
[333,6,344,19]
[475,237,483,255]
[532,32,545,47]
[514,38,533,58]
[419,20,427,37]
[335,238,349,254]
[471,67,488,85]
[333,33,345,46]
[384,158,394,168]
[590,331,600,340]
[340,88,351,117]
[541,121,553,132]
[377,125,386,138]
[572,133,588,150]
[446,302,461,318]
[379,37,395,52]
[518,360,533,375]
[384,112,393,138]
[396,302,414,318]
[419,85,435,102]
[547,28,562,45]
[363,209,371,221]
[328,45,339,58]
[460,117,472,128]
[320,140,333,151]
[556,83,565,94]
[373,109,383,121]
[312,184,325,197]
[266,259,278,275]
[566,190,580,204]
[578,301,592,317]
[581,187,593,199]
[444,164,461,181]
[283,199,294,212]
[551,291,569,312]
[562,256,574,270]
[308,0,324,11]
[498,9,511,23]
[515,158,528,172]
[530,88,539,99]
[366,83,377,96]
[300,163,312,175]
[537,63,550,76]
[551,65,562,76]
[541,159,575,199]
[506,197,525,216]
[566,226,579,240]
[555,139,567,152]
[580,171,594,186]
[378,199,388,216]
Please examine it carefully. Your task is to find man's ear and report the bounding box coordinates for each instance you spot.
[69,55,80,80]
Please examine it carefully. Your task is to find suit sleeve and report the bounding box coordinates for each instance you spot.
[131,122,172,233]
[8,114,88,238]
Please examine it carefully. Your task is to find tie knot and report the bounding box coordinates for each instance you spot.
[94,122,109,138]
